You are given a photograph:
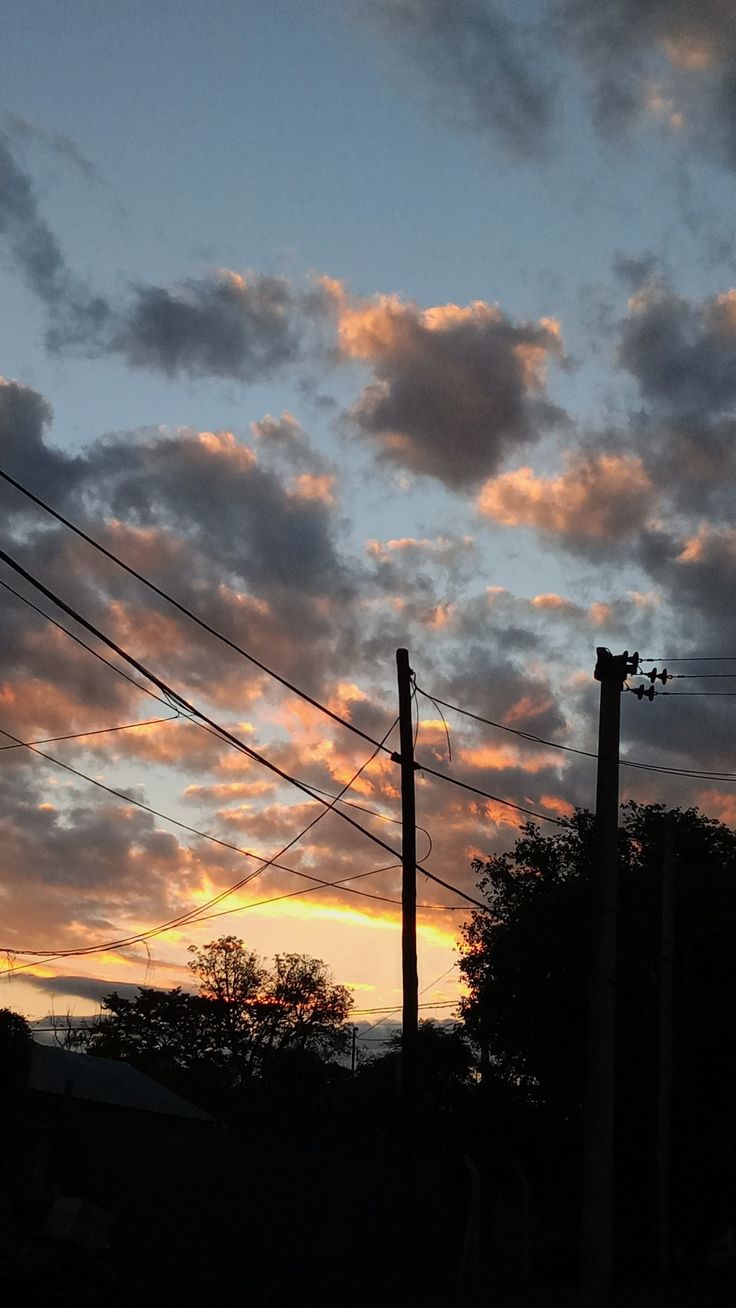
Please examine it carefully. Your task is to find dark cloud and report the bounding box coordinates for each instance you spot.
[363,0,555,158]
[612,251,661,291]
[638,416,736,519]
[24,976,162,1004]
[335,291,565,488]
[618,283,736,416]
[0,135,311,383]
[363,2,736,172]
[557,0,736,164]
[0,131,71,305]
[4,111,99,182]
[0,377,82,503]
[108,273,302,381]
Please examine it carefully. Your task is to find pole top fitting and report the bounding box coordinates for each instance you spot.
[594,647,640,686]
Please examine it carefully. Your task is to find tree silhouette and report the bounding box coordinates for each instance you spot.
[82,938,353,1108]
[458,803,736,1276]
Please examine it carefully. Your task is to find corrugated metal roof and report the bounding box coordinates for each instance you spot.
[29,1043,214,1122]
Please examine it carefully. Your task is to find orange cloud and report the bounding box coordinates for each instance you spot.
[290,473,336,504]
[663,35,714,71]
[478,455,654,543]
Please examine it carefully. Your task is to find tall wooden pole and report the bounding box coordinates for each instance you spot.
[656,813,674,1282]
[396,647,418,1096]
[581,647,635,1305]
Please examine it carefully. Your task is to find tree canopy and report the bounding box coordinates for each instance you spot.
[458,802,736,1273]
[83,937,352,1103]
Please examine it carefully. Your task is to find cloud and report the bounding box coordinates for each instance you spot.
[477,453,655,549]
[362,2,736,171]
[0,377,81,499]
[0,136,313,382]
[619,282,736,416]
[107,271,303,381]
[4,111,99,181]
[556,0,736,165]
[332,286,564,488]
[362,0,555,158]
[0,131,73,306]
[23,974,160,1004]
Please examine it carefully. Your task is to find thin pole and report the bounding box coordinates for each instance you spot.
[351,1024,358,1076]
[581,647,634,1305]
[396,647,418,1096]
[656,814,674,1282]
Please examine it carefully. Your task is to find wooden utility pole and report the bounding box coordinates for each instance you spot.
[656,813,674,1282]
[581,647,637,1306]
[396,647,418,1096]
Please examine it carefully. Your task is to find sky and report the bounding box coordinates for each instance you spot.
[3,0,736,1026]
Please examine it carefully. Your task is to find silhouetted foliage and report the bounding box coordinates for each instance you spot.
[81,938,352,1113]
[0,1007,32,1095]
[458,803,736,1275]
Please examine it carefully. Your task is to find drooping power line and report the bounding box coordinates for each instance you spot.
[0,466,390,753]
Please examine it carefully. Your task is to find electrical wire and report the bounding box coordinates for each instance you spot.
[417,760,567,827]
[0,723,402,960]
[668,674,736,679]
[0,575,169,706]
[352,1000,457,1015]
[641,690,736,698]
[640,656,736,663]
[0,466,390,753]
[416,685,736,783]
[0,546,488,911]
[358,964,460,1035]
[1,570,434,845]
[0,715,181,752]
[0,713,473,973]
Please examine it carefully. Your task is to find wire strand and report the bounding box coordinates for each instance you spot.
[415,685,736,783]
[0,575,169,705]
[0,466,390,753]
[0,547,488,912]
[0,715,181,752]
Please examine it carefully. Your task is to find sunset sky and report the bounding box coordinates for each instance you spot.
[3,0,736,1025]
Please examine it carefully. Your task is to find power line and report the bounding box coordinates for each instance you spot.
[358,964,459,1035]
[0,466,390,753]
[640,657,736,663]
[416,685,736,783]
[0,726,394,966]
[31,999,460,1031]
[0,722,464,917]
[0,571,434,847]
[0,546,416,864]
[0,714,471,972]
[352,1000,457,1015]
[417,759,567,827]
[641,691,736,698]
[0,547,488,911]
[0,715,181,752]
[0,575,170,706]
[668,674,736,679]
[0,723,411,959]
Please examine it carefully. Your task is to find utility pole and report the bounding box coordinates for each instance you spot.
[656,813,674,1283]
[581,647,638,1306]
[351,1024,358,1077]
[396,647,418,1097]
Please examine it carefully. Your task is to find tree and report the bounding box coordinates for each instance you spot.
[266,953,352,1058]
[81,939,353,1110]
[87,987,216,1070]
[188,938,352,1063]
[458,803,736,1275]
[0,1007,32,1095]
[188,935,269,1069]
